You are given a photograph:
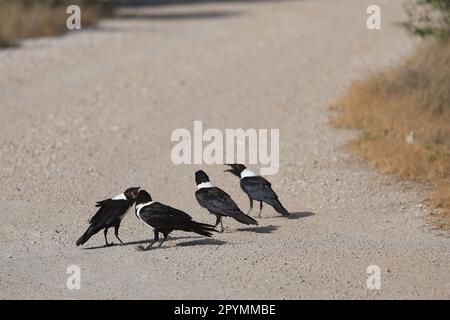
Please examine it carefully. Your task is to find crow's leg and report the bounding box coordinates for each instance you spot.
[214,216,224,233]
[257,201,263,218]
[114,223,124,245]
[136,230,159,251]
[157,233,170,248]
[247,195,254,215]
[214,215,221,227]
[104,228,113,247]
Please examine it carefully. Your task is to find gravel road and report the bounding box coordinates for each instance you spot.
[1,0,449,299]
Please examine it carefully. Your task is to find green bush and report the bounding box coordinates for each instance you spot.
[403,0,450,40]
[0,0,115,48]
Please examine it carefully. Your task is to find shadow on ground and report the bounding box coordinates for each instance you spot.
[83,239,152,250]
[115,0,291,21]
[116,10,244,20]
[83,235,201,250]
[287,211,315,220]
[124,0,288,7]
[255,211,315,220]
[236,224,278,233]
[176,238,227,246]
[83,235,226,249]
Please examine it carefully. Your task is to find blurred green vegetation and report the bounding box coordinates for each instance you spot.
[0,0,115,47]
[403,0,450,40]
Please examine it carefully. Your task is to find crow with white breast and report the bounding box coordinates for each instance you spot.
[76,187,140,247]
[225,164,289,217]
[135,189,217,251]
[195,170,257,232]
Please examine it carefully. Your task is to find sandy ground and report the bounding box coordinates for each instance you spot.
[0,0,449,299]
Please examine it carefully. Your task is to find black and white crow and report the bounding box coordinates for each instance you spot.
[76,187,140,247]
[225,164,289,217]
[134,190,217,251]
[195,170,257,232]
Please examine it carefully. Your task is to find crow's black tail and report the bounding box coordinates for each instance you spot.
[190,221,218,237]
[270,199,290,216]
[232,211,258,225]
[76,226,95,246]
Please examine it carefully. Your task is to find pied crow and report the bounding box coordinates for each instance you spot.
[225,164,289,217]
[134,190,217,251]
[195,170,257,232]
[76,187,140,247]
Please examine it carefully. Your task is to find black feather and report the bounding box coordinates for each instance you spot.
[137,202,218,237]
[196,186,258,225]
[241,176,289,216]
[76,198,133,246]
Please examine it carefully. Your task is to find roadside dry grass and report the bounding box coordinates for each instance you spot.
[0,0,112,48]
[331,41,450,229]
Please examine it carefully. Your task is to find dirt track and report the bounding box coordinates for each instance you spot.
[1,0,449,299]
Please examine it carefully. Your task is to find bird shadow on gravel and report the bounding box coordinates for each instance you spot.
[83,236,224,250]
[285,211,315,220]
[176,239,227,247]
[115,10,245,21]
[83,239,152,250]
[235,225,279,233]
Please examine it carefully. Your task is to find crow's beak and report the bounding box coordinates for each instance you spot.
[132,187,140,198]
[224,169,233,173]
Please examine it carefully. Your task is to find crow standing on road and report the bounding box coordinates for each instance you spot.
[225,164,289,217]
[195,170,257,232]
[134,189,217,251]
[76,187,140,247]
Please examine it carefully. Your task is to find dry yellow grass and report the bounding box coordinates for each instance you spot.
[0,0,111,48]
[332,41,450,229]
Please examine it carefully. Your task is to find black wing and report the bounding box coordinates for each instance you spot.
[196,187,242,216]
[240,176,279,201]
[95,198,111,207]
[138,202,194,229]
[88,197,113,223]
[89,199,131,227]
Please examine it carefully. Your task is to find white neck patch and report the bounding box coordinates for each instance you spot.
[240,168,257,179]
[135,201,155,219]
[197,182,214,189]
[112,193,127,200]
